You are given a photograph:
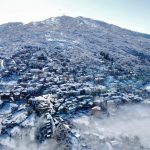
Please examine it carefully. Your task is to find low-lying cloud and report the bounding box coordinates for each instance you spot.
[73,103,150,149]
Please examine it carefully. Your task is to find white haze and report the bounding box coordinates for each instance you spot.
[2,104,150,149]
[73,104,150,149]
[0,119,65,150]
[1,128,66,150]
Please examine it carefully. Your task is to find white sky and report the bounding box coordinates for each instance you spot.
[0,0,150,34]
[0,0,79,23]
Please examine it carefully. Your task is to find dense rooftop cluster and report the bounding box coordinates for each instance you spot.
[0,16,149,149]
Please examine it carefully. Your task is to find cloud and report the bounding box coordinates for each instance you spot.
[73,104,150,149]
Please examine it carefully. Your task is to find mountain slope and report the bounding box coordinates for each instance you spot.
[0,16,150,150]
[0,16,150,77]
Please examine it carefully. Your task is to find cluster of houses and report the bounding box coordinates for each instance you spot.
[0,45,149,144]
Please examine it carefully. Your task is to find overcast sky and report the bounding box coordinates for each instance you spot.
[0,0,150,34]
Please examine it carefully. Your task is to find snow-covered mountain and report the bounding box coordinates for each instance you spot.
[0,16,150,150]
[0,16,150,77]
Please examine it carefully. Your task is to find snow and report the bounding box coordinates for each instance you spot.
[72,40,80,44]
[145,84,150,92]
[2,109,28,125]
[12,59,16,65]
[44,17,59,25]
[10,126,21,137]
[0,135,16,149]
[0,81,18,85]
[45,33,67,42]
[83,20,98,28]
[0,59,5,69]
[0,16,149,149]
[35,94,53,102]
[45,36,67,42]
[51,17,57,22]
[0,103,18,115]
[21,113,36,127]
[46,38,54,41]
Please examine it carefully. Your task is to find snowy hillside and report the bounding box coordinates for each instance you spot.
[0,16,150,150]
